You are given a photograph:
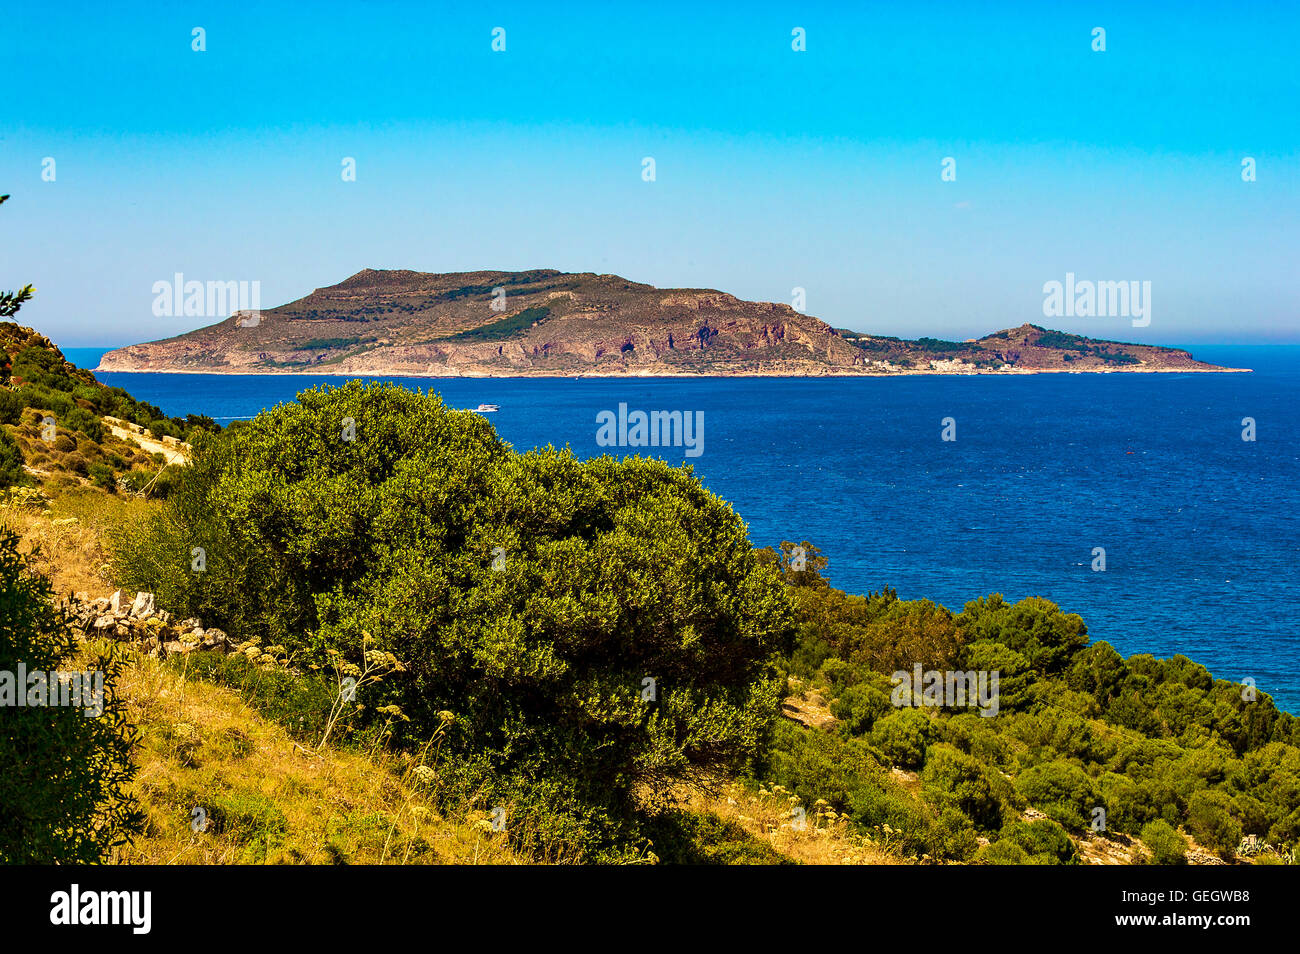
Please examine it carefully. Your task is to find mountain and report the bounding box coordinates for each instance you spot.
[96,269,1240,376]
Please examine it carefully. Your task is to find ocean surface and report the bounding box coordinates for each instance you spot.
[66,346,1300,713]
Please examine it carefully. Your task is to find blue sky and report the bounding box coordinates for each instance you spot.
[3,0,1297,346]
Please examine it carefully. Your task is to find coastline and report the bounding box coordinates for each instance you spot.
[93,363,1252,378]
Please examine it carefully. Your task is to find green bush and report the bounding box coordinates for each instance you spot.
[870,708,934,769]
[921,743,1006,831]
[0,529,140,862]
[978,839,1030,864]
[1140,818,1188,865]
[88,461,116,492]
[1014,761,1101,831]
[0,427,25,488]
[996,819,1079,864]
[112,380,793,861]
[1186,789,1242,859]
[0,389,22,426]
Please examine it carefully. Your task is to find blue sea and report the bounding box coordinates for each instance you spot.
[66,346,1300,713]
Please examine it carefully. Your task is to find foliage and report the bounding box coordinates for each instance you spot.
[112,380,793,860]
[761,547,1300,864]
[0,529,141,862]
[1140,819,1188,865]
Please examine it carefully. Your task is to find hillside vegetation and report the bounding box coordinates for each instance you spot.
[0,321,217,496]
[764,543,1300,865]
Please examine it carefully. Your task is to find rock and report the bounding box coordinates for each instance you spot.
[158,609,172,624]
[129,591,156,618]
[93,615,116,631]
[109,590,126,615]
[163,640,188,656]
[200,629,228,651]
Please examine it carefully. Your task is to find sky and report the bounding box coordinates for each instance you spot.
[2,0,1297,347]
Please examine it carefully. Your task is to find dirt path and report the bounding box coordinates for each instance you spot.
[102,416,190,466]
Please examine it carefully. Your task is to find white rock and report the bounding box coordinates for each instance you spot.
[129,591,156,618]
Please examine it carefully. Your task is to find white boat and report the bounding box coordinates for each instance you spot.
[472,403,499,413]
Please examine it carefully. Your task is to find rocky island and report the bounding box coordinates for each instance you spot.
[97,269,1242,377]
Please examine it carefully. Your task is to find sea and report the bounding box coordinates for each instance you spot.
[65,345,1300,713]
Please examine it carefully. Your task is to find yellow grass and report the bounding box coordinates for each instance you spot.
[104,648,524,864]
[683,781,908,865]
[2,485,144,597]
[7,487,523,864]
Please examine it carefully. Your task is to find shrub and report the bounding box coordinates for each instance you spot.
[0,389,22,425]
[112,380,793,860]
[88,462,116,492]
[64,452,89,476]
[978,839,1030,864]
[870,708,935,769]
[830,681,891,735]
[930,807,979,861]
[643,810,791,865]
[921,743,1006,831]
[996,819,1079,864]
[1140,818,1188,865]
[0,427,25,488]
[1014,761,1101,831]
[0,529,140,861]
[1186,789,1242,859]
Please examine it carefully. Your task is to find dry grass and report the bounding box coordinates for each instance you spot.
[1,485,144,597]
[682,781,908,865]
[8,488,523,865]
[103,646,524,865]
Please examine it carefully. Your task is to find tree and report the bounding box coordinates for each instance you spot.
[847,599,965,674]
[113,380,794,859]
[0,529,140,862]
[959,594,1089,674]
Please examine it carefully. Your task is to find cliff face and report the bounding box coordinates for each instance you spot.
[96,269,1237,376]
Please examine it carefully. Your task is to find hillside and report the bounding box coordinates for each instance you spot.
[95,269,1238,376]
[0,322,215,495]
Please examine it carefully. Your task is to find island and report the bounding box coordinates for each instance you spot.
[97,269,1245,377]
